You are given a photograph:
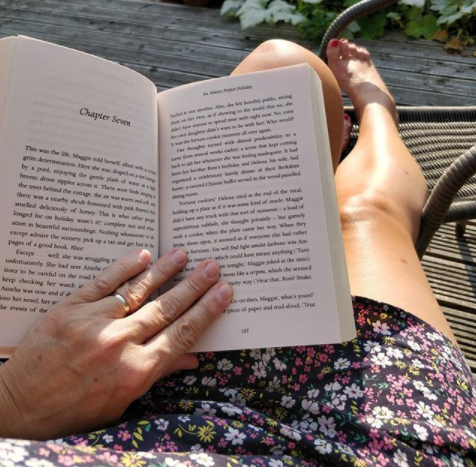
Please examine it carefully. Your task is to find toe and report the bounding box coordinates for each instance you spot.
[357,46,369,62]
[326,38,341,63]
[339,39,350,59]
[348,43,358,58]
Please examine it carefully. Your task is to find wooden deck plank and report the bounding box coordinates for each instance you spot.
[0,0,303,43]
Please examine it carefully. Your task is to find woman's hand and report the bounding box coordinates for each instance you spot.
[0,249,232,440]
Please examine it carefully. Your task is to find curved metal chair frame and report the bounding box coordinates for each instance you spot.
[319,0,476,259]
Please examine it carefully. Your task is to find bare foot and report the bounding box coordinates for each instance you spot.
[341,113,352,155]
[326,39,397,124]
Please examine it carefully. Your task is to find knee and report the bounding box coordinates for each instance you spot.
[339,192,406,232]
[252,39,315,64]
[234,40,343,169]
[233,40,319,75]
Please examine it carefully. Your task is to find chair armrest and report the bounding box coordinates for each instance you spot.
[416,145,476,257]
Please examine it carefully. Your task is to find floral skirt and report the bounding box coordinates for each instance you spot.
[2,296,476,467]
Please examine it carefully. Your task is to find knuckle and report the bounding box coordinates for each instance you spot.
[184,276,204,297]
[97,327,126,352]
[155,295,181,324]
[119,280,147,308]
[154,260,173,279]
[174,319,197,350]
[91,274,115,295]
[197,298,215,320]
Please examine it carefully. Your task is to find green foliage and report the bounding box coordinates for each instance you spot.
[405,14,438,38]
[357,12,387,39]
[221,0,476,52]
[221,0,305,28]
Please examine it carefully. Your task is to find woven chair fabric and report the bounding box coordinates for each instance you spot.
[343,107,476,203]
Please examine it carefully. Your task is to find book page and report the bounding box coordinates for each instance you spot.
[158,65,354,351]
[0,37,158,352]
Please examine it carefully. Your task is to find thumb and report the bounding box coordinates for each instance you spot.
[163,353,199,376]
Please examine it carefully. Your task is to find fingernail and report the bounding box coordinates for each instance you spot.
[330,39,339,48]
[171,249,187,265]
[216,283,232,302]
[203,262,219,280]
[138,249,151,263]
[344,114,349,121]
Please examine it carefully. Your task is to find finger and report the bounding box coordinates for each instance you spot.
[113,248,188,314]
[67,249,152,305]
[126,259,221,341]
[144,281,233,379]
[167,353,199,375]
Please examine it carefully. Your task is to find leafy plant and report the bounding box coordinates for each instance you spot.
[220,0,476,52]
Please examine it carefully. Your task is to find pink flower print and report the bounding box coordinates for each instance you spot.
[382,437,393,451]
[57,455,74,466]
[98,452,119,464]
[299,374,308,384]
[118,430,131,441]
[218,437,228,448]
[341,375,351,384]
[234,446,250,455]
[377,452,390,466]
[233,367,242,375]
[39,448,51,457]
[113,444,124,452]
[47,445,64,453]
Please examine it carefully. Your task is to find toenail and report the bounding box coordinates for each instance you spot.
[330,39,339,47]
[344,114,349,121]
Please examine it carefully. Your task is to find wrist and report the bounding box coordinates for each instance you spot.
[0,362,29,438]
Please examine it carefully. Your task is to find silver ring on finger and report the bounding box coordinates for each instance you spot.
[113,292,131,315]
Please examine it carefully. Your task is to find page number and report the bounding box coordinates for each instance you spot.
[241,328,249,334]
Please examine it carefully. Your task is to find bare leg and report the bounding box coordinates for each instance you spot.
[327,39,455,342]
[233,39,456,343]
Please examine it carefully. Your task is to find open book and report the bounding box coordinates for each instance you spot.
[0,36,355,357]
